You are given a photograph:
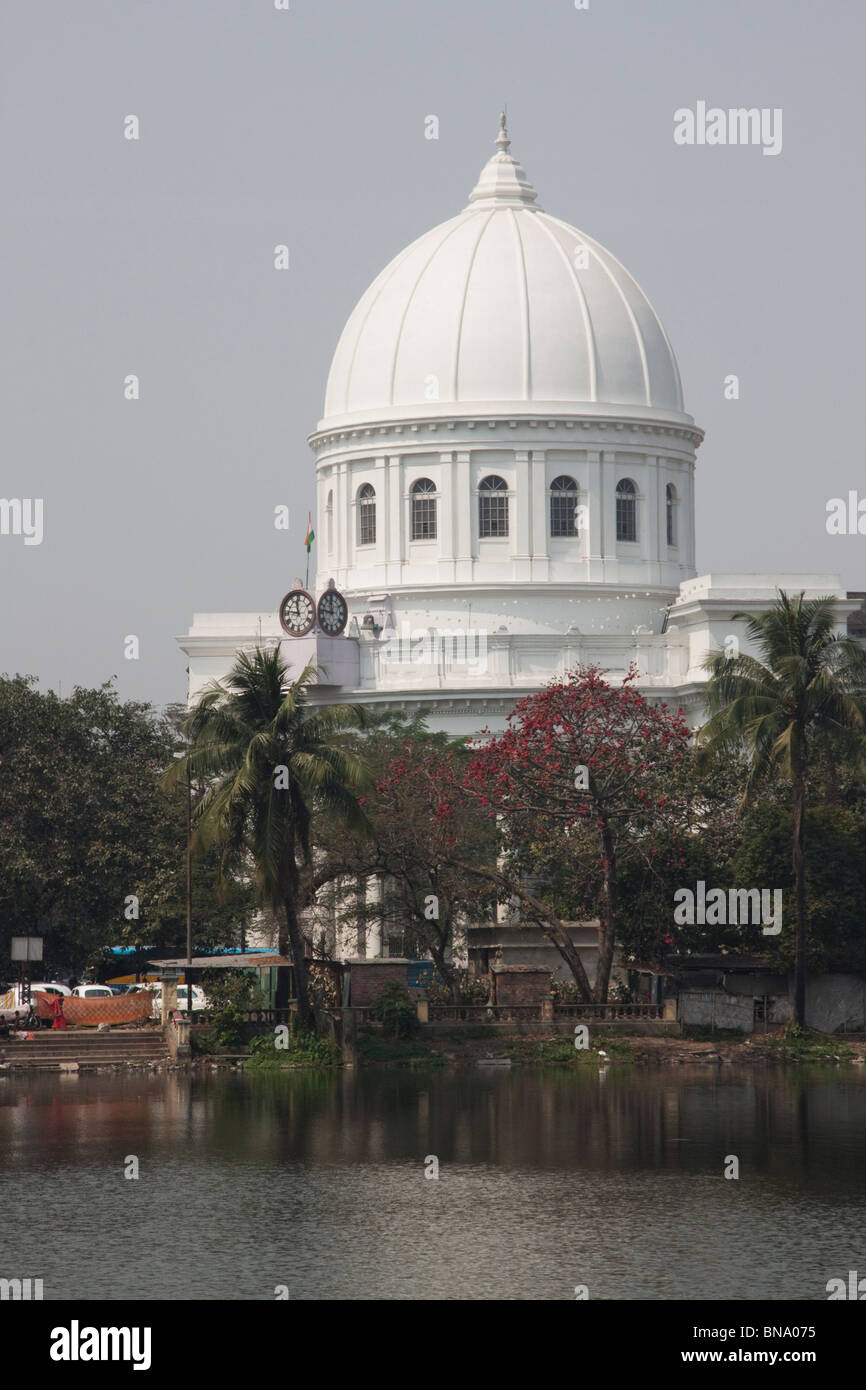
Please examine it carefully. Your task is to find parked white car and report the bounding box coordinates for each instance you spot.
[71,985,114,999]
[149,984,208,1017]
[0,983,71,1022]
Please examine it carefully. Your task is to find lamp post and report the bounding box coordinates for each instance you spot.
[185,748,193,1012]
[172,745,194,1016]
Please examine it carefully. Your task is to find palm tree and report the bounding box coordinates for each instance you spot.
[699,592,866,1027]
[166,646,368,1031]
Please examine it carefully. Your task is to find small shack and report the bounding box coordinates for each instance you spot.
[665,954,866,1034]
[151,952,294,1011]
[490,964,553,1006]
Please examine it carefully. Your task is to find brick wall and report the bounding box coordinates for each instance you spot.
[349,962,410,1007]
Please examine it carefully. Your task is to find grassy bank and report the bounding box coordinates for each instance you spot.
[192,1022,866,1071]
[354,1024,866,1070]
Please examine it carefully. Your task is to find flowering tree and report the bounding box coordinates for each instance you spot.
[467,667,693,1002]
[305,726,497,998]
[305,676,698,1004]
[378,739,597,996]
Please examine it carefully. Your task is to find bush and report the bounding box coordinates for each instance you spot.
[201,969,264,1015]
[211,1003,247,1050]
[428,968,490,1004]
[245,1025,340,1068]
[289,1027,340,1065]
[308,962,341,1010]
[607,980,632,1003]
[550,977,631,1005]
[550,978,582,1005]
[368,982,418,1038]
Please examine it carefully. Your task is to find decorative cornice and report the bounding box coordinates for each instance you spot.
[669,593,859,622]
[347,581,682,601]
[308,684,709,716]
[310,413,704,458]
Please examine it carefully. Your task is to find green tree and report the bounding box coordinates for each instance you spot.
[0,675,256,977]
[699,592,866,1025]
[730,801,866,973]
[170,647,368,1031]
[595,747,749,965]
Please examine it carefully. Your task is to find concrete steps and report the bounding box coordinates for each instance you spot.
[0,1028,169,1069]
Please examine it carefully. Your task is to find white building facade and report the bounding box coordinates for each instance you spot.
[179,119,858,736]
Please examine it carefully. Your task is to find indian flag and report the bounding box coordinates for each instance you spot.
[304,514,316,551]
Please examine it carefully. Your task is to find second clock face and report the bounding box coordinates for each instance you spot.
[279,589,316,636]
[317,589,349,635]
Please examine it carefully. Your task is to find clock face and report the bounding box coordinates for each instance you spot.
[279,589,316,636]
[317,588,349,636]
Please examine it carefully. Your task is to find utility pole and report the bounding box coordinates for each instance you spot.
[186,751,193,1011]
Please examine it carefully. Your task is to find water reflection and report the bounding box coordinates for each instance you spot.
[0,1067,863,1300]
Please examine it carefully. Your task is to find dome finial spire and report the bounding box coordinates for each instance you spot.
[496,110,510,153]
[467,111,540,209]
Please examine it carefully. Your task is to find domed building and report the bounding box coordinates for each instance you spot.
[179,118,854,737]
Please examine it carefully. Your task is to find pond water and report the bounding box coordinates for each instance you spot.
[2,1066,864,1300]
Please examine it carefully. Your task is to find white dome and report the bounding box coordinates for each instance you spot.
[321,117,686,429]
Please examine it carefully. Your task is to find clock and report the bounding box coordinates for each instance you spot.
[317,587,349,636]
[279,589,316,637]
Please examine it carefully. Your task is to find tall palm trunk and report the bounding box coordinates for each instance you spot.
[792,751,807,1028]
[280,892,314,1030]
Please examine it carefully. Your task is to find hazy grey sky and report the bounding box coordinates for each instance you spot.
[2,0,864,707]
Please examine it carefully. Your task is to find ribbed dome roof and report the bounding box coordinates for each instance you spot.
[320,117,686,428]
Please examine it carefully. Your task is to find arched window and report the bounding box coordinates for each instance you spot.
[478,475,509,538]
[326,490,333,553]
[616,478,637,543]
[357,483,376,546]
[410,478,437,541]
[549,475,580,538]
[666,483,677,547]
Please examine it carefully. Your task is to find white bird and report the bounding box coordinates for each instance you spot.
[597,1050,608,1060]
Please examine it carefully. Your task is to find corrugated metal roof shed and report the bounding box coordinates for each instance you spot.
[149,954,291,969]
